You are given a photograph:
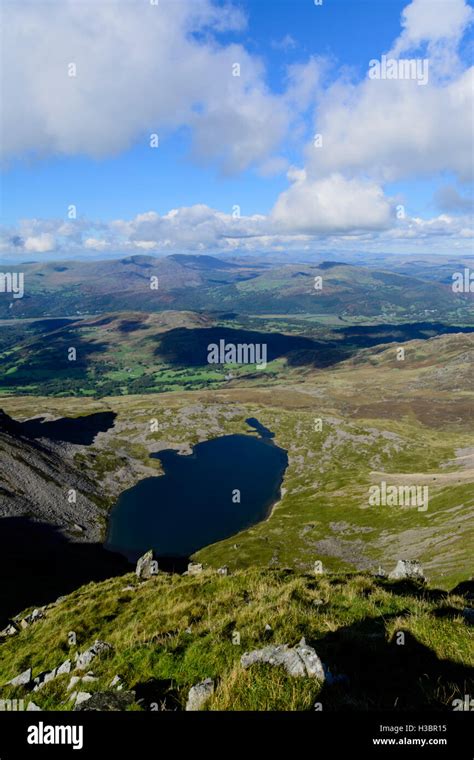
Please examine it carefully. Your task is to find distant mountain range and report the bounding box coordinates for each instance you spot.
[0,253,472,321]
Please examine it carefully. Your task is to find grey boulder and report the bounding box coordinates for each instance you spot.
[0,624,18,637]
[20,609,45,628]
[135,550,159,580]
[56,659,72,676]
[6,668,32,687]
[388,560,426,582]
[74,692,92,707]
[185,678,214,711]
[241,639,325,681]
[75,641,113,670]
[186,563,204,576]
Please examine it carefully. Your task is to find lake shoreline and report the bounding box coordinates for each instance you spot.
[105,419,288,562]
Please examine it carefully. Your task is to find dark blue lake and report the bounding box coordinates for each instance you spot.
[105,421,287,561]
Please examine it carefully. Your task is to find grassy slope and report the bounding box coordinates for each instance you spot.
[0,569,472,711]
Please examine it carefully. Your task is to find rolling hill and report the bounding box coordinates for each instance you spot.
[1,307,474,397]
[1,254,471,322]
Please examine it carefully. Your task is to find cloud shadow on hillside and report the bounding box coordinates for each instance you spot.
[154,322,474,371]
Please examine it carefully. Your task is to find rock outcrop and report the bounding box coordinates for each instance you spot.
[75,640,113,670]
[186,563,204,576]
[19,609,45,629]
[136,550,159,580]
[0,409,105,543]
[0,623,19,637]
[72,692,92,708]
[462,607,474,625]
[185,678,214,711]
[6,668,32,687]
[33,658,72,691]
[388,560,426,582]
[1,606,47,639]
[241,639,325,680]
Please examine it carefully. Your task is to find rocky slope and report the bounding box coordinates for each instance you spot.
[0,409,104,542]
[0,410,131,626]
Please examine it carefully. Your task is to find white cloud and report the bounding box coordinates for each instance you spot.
[23,233,56,253]
[1,201,471,259]
[84,238,110,251]
[271,173,392,233]
[390,0,473,56]
[114,204,268,250]
[387,212,472,240]
[300,66,474,183]
[264,0,473,237]
[285,58,325,111]
[1,0,298,173]
[387,0,473,80]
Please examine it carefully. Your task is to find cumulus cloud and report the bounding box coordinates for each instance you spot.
[84,238,110,251]
[110,205,268,251]
[1,201,471,259]
[299,58,473,184]
[271,173,392,233]
[390,0,473,56]
[1,0,300,173]
[23,233,56,253]
[386,0,473,80]
[388,212,471,239]
[263,0,473,238]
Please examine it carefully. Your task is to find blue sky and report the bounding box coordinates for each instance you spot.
[1,0,473,258]
[1,0,411,222]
